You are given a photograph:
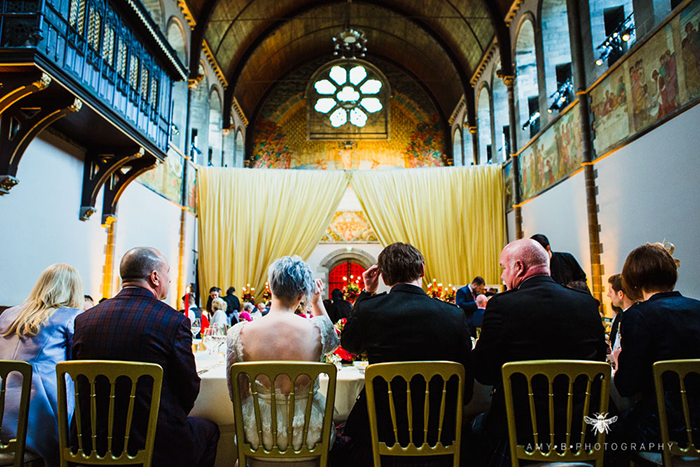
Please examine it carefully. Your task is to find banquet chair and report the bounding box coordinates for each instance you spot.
[0,360,44,467]
[634,359,700,467]
[501,360,612,467]
[56,361,163,467]
[364,361,465,467]
[229,361,337,467]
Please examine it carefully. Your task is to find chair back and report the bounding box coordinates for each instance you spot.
[501,360,612,467]
[0,360,33,467]
[653,359,700,466]
[364,361,465,467]
[229,361,337,467]
[56,361,163,467]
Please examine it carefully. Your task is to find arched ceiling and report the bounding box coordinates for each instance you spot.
[187,0,512,121]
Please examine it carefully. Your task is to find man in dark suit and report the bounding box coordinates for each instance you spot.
[73,247,219,467]
[456,276,486,317]
[531,234,587,287]
[606,273,636,352]
[472,239,606,467]
[222,286,240,324]
[333,242,473,466]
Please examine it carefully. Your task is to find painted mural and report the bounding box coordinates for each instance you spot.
[249,58,447,169]
[137,149,196,212]
[503,159,513,211]
[320,211,379,243]
[519,101,583,201]
[592,0,700,156]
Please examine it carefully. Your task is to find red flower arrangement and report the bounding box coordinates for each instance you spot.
[344,282,361,302]
[262,281,272,301]
[241,284,255,304]
[333,318,357,362]
[427,279,443,299]
[427,279,457,303]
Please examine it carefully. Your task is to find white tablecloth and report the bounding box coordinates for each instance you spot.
[190,353,366,425]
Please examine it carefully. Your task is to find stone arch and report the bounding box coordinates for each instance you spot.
[514,14,540,148]
[208,85,223,166]
[452,126,463,167]
[462,113,474,166]
[476,82,493,165]
[317,248,376,287]
[167,18,188,151]
[539,0,573,116]
[234,128,245,167]
[190,61,210,165]
[166,17,188,64]
[492,56,510,163]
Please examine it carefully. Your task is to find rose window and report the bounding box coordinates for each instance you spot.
[312,65,383,128]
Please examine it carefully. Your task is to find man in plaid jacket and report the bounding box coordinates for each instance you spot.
[73,247,219,467]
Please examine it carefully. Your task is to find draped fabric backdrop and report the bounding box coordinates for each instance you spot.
[197,165,504,300]
[197,168,349,301]
[351,165,505,287]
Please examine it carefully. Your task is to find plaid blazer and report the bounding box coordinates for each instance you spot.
[72,287,199,464]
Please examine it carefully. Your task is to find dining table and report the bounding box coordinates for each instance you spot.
[189,351,367,467]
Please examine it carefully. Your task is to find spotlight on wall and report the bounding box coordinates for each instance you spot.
[548,79,573,113]
[522,111,540,131]
[171,124,180,135]
[595,13,635,67]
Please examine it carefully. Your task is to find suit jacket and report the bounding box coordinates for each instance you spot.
[223,294,240,315]
[609,310,623,348]
[341,284,473,450]
[456,284,477,317]
[550,251,587,286]
[72,287,200,466]
[472,275,606,441]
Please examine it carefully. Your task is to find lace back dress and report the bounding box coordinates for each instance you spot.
[226,316,340,453]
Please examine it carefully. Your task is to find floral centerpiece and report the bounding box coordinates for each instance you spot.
[427,279,443,299]
[241,284,255,304]
[343,282,360,302]
[329,318,357,363]
[427,279,456,303]
[262,281,272,301]
[442,285,456,303]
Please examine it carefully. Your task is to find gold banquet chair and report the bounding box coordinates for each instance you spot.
[642,359,700,467]
[0,360,43,467]
[502,360,612,467]
[364,361,465,467]
[229,361,337,467]
[56,361,163,467]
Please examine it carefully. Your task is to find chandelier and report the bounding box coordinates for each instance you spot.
[332,28,367,59]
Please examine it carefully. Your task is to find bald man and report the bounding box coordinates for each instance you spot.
[471,239,606,466]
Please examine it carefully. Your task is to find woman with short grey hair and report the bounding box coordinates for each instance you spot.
[226,256,339,457]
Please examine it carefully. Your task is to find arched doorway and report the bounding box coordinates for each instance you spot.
[328,261,366,298]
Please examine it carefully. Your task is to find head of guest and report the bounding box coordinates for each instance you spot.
[83,295,94,311]
[226,287,235,296]
[120,247,170,301]
[209,286,221,300]
[267,255,315,308]
[256,302,265,311]
[3,263,84,338]
[377,242,425,288]
[475,294,488,309]
[331,288,344,302]
[471,276,486,295]
[500,239,551,290]
[622,242,679,302]
[607,273,636,311]
[243,302,256,313]
[212,297,227,313]
[530,233,553,259]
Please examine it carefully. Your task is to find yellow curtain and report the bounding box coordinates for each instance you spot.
[196,168,349,301]
[350,166,505,287]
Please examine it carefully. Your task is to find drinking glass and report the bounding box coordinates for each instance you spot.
[191,318,201,339]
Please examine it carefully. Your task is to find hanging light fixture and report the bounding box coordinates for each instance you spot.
[332,0,367,60]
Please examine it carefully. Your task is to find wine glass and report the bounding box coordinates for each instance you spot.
[191,318,201,339]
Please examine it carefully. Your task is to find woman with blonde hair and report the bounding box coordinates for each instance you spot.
[0,263,84,467]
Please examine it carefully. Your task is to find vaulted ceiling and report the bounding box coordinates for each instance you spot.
[185,0,513,123]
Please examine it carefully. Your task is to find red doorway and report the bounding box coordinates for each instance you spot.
[328,262,366,298]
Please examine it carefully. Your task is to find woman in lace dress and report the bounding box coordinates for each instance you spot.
[226,256,339,464]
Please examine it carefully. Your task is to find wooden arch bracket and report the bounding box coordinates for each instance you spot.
[79,147,145,221]
[0,72,52,116]
[101,153,159,226]
[0,96,82,195]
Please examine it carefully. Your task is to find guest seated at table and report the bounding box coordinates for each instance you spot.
[0,263,84,467]
[330,288,352,322]
[333,242,473,467]
[210,297,228,326]
[226,256,339,456]
[609,242,700,453]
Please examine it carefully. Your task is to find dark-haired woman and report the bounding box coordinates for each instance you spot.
[611,242,700,450]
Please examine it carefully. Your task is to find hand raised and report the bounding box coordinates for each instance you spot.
[311,278,324,304]
[362,265,380,294]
